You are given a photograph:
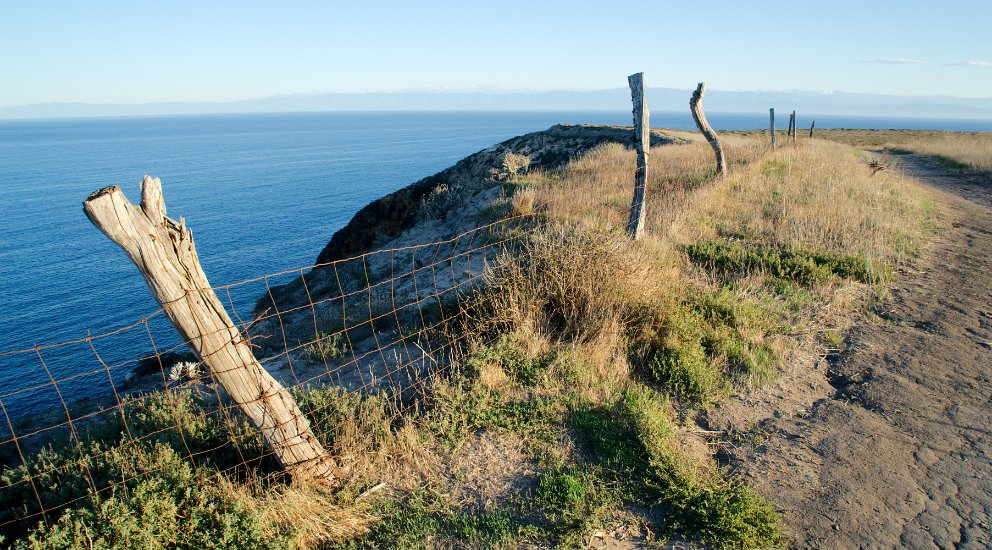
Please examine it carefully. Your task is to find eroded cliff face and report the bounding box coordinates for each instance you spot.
[313,124,680,265]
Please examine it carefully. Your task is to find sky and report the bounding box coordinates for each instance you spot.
[2,0,990,108]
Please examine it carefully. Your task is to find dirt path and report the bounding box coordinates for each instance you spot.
[725,155,992,548]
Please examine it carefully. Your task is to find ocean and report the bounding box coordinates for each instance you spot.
[0,110,988,416]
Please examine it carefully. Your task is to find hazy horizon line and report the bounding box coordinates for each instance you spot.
[5,85,992,111]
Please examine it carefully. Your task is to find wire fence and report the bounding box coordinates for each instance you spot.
[0,213,540,536]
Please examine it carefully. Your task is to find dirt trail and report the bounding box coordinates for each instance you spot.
[726,155,992,548]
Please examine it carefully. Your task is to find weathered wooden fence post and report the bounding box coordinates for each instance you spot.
[809,120,816,139]
[770,108,776,149]
[792,111,798,143]
[689,82,726,176]
[84,177,340,484]
[627,72,649,240]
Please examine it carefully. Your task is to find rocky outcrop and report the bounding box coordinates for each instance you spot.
[313,124,681,265]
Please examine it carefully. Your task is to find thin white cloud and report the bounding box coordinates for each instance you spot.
[945,60,992,67]
[859,58,927,65]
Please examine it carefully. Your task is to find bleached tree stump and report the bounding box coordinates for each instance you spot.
[627,72,649,240]
[690,82,726,176]
[83,177,340,484]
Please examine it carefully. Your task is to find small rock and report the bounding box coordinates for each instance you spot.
[979,342,992,350]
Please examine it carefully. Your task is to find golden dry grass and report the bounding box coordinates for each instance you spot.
[673,140,937,266]
[794,129,992,173]
[886,133,992,172]
[522,140,765,236]
[520,135,934,269]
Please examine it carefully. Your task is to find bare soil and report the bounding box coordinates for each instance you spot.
[712,155,992,548]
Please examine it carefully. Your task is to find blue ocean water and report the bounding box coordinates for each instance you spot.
[0,110,988,416]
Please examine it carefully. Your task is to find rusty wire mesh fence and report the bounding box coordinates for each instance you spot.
[0,213,540,536]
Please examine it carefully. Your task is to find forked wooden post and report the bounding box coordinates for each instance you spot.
[627,72,649,240]
[689,82,726,176]
[83,177,340,484]
[809,120,816,139]
[769,108,776,149]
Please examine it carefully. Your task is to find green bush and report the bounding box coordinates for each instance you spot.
[686,241,892,285]
[641,308,722,405]
[293,387,390,453]
[8,443,281,550]
[463,334,556,387]
[301,332,349,363]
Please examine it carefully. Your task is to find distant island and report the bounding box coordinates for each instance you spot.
[2,86,991,120]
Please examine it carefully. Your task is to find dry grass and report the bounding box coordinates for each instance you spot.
[789,129,992,173]
[522,140,765,236]
[672,140,937,266]
[885,133,992,172]
[252,483,373,547]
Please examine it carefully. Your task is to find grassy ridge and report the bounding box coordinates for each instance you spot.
[1,134,941,548]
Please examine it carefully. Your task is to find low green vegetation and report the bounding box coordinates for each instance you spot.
[686,241,893,286]
[301,331,349,363]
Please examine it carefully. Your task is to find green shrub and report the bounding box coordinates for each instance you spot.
[568,405,642,472]
[618,386,785,549]
[463,334,555,387]
[8,443,281,550]
[301,332,349,363]
[293,387,390,453]
[94,390,267,473]
[642,309,722,405]
[335,489,532,549]
[686,241,892,285]
[428,377,558,447]
[671,480,784,550]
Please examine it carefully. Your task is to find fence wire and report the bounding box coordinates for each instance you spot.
[0,213,540,536]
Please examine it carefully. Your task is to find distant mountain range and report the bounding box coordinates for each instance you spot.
[2,88,991,120]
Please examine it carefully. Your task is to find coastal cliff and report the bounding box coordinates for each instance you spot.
[313,124,682,265]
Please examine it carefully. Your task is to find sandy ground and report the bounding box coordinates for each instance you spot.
[719,155,992,548]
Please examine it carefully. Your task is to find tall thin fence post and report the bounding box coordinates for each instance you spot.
[83,177,340,484]
[789,111,797,144]
[689,82,726,176]
[809,120,816,139]
[627,72,649,240]
[770,108,776,149]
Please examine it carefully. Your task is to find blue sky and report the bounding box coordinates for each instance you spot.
[2,0,990,107]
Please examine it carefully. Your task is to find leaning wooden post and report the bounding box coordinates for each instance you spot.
[769,108,776,149]
[809,120,816,139]
[627,72,649,240]
[689,82,726,176]
[84,177,340,484]
[787,111,794,143]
